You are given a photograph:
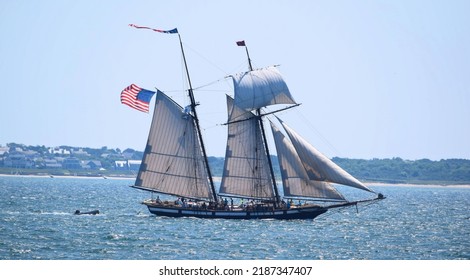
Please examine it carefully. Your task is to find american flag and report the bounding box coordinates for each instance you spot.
[129,24,178,34]
[120,84,156,113]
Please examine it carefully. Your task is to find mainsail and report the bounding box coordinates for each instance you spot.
[270,121,346,201]
[219,96,274,199]
[279,119,374,193]
[134,91,213,200]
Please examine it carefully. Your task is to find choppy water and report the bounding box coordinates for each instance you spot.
[0,176,468,260]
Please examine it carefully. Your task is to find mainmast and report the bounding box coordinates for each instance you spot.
[238,41,281,205]
[177,34,218,203]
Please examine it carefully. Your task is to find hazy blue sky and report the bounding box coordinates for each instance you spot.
[1,0,469,160]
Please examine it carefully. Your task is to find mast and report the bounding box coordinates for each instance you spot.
[177,34,218,203]
[257,108,281,205]
[240,41,281,205]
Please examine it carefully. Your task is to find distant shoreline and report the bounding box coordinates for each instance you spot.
[0,173,134,180]
[1,173,469,188]
[364,181,470,189]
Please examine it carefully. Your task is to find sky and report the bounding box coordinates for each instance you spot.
[0,0,469,160]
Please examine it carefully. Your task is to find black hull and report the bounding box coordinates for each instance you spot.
[145,204,327,220]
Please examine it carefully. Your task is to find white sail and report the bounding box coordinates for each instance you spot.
[135,91,213,200]
[231,66,296,113]
[270,121,346,201]
[219,95,275,199]
[279,120,374,193]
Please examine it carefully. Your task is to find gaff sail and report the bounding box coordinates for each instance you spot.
[134,91,213,200]
[219,96,275,199]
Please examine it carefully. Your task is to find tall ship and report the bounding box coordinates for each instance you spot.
[122,25,384,220]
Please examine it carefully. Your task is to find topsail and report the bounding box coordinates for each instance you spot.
[231,66,296,114]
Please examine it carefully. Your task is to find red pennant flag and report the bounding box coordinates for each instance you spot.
[236,40,246,46]
[129,24,178,34]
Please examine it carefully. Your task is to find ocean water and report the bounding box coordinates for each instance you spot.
[0,176,469,260]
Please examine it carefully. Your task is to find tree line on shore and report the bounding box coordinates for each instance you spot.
[1,143,469,184]
[330,157,470,185]
[209,156,470,185]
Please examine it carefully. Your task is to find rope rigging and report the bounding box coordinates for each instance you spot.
[320,197,383,218]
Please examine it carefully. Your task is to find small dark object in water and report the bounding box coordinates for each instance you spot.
[74,210,100,215]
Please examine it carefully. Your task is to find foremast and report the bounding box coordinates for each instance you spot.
[177,34,218,203]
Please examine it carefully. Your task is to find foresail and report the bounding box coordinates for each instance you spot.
[231,66,296,113]
[279,120,374,193]
[219,95,275,199]
[270,122,346,201]
[135,91,213,200]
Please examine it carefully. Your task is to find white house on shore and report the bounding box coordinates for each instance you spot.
[115,160,141,171]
